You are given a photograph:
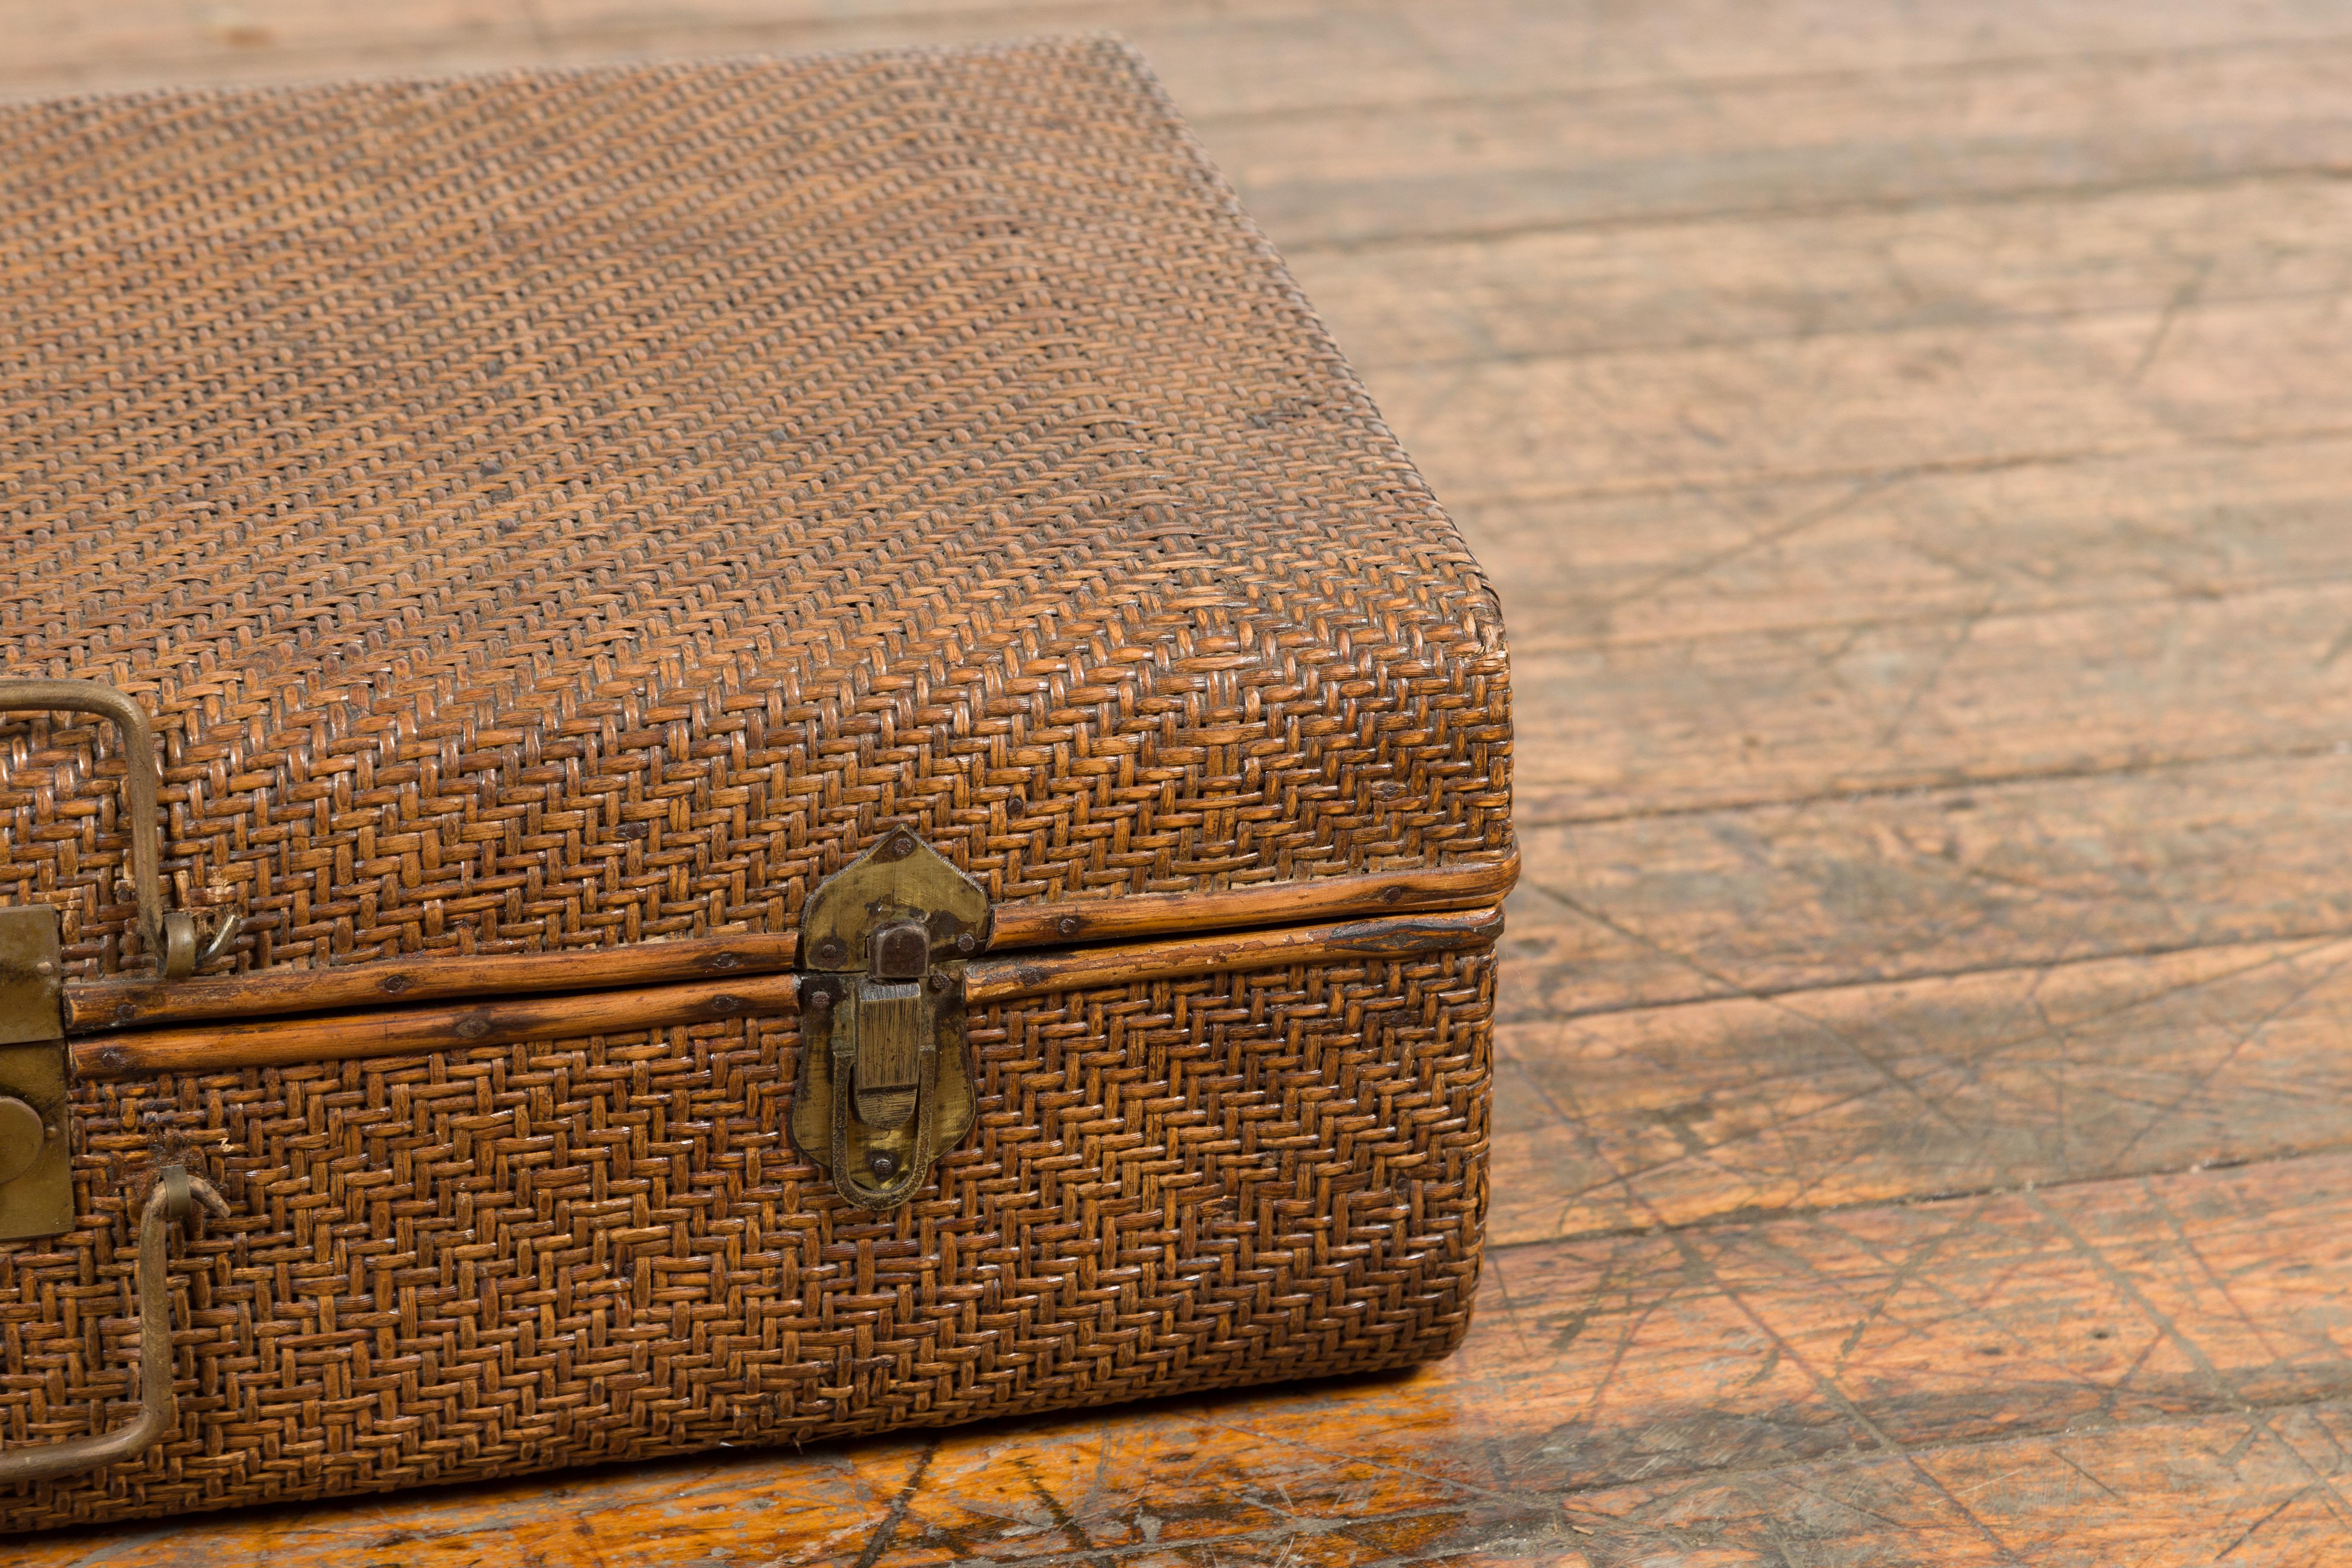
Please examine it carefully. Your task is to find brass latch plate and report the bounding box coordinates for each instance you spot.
[790,830,988,1210]
[0,906,73,1239]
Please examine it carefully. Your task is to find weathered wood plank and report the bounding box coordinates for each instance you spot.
[1290,172,2352,372]
[1305,184,2352,669]
[1455,437,2352,657]
[0,0,545,96]
[533,0,2352,115]
[1494,643,2352,1243]
[1557,1402,2352,1566]
[15,0,2352,291]
[1510,573,2352,826]
[1379,292,2352,508]
[35,1150,2352,1564]
[1218,38,2352,248]
[1501,749,2352,1025]
[19,1,2352,117]
[1493,929,2352,1240]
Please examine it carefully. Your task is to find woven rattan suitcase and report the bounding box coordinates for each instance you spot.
[0,38,1513,1529]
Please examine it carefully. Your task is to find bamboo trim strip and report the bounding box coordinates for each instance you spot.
[66,933,803,1035]
[72,906,1505,1079]
[64,853,1516,1035]
[984,851,1517,951]
[74,973,806,1079]
[966,905,1506,1004]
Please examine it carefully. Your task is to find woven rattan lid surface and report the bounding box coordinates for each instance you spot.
[0,37,1510,977]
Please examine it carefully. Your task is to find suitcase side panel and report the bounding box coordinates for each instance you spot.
[0,943,1493,1529]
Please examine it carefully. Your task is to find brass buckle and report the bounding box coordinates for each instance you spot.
[790,830,988,1210]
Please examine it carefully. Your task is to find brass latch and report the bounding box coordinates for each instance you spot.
[790,829,988,1210]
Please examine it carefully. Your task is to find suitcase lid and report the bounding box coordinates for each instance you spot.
[0,39,1510,984]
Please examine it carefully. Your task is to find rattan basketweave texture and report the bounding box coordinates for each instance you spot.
[0,38,1509,1527]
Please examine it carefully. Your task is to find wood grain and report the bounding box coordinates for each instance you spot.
[1380,294,2352,509]
[969,905,1504,1004]
[528,0,2352,118]
[1491,931,2352,1241]
[1291,173,2352,373]
[1509,576,2352,825]
[984,854,1517,950]
[1555,1404,2352,1566]
[1452,436,2352,656]
[71,969,802,1076]
[1501,749,2352,1023]
[0,0,543,97]
[21,2,2352,116]
[1215,38,2352,248]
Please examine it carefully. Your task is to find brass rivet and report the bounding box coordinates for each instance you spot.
[956,933,977,954]
[869,1154,897,1180]
[816,938,847,966]
[1059,916,1081,937]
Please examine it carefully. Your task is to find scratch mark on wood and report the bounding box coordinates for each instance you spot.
[851,1441,936,1568]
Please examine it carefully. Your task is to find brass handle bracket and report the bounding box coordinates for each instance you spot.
[0,683,240,1237]
[0,678,239,982]
[791,829,987,1210]
[0,1164,224,1487]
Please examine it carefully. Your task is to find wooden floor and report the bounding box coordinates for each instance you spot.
[14,1,2352,1562]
